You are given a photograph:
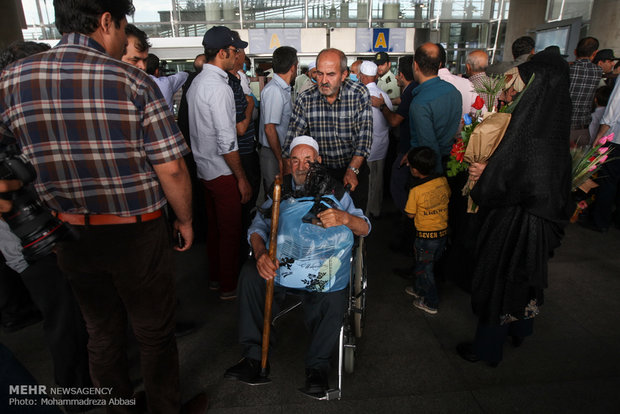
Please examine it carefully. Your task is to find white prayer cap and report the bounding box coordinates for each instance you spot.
[307,61,316,70]
[360,60,378,76]
[290,135,319,154]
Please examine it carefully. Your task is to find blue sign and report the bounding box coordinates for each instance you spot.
[372,29,390,52]
[355,28,407,53]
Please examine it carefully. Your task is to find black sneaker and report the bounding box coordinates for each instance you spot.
[301,367,329,395]
[224,357,268,383]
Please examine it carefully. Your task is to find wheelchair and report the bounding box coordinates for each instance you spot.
[272,235,367,400]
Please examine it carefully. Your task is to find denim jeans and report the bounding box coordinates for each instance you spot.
[414,236,447,309]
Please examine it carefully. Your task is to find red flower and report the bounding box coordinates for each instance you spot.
[472,95,485,110]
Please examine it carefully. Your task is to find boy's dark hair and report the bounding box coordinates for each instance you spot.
[272,46,298,74]
[594,85,613,107]
[0,41,51,71]
[398,55,414,81]
[511,36,535,59]
[407,146,437,176]
[54,0,135,35]
[125,23,151,52]
[575,37,599,59]
[145,53,159,75]
[414,44,441,77]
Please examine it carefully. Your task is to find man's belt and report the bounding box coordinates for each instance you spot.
[416,228,448,239]
[54,210,162,226]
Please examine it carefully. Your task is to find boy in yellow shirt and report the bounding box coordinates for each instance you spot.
[404,147,450,314]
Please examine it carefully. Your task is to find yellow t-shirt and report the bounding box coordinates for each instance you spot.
[404,176,450,238]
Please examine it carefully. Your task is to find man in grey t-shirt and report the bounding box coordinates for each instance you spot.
[259,46,298,191]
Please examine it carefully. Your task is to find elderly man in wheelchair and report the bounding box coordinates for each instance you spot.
[224,135,371,397]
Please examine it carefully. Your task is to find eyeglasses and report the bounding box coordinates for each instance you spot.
[226,47,240,54]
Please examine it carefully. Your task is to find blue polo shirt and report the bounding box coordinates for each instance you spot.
[409,77,461,172]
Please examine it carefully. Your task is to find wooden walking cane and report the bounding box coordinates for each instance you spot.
[260,175,282,378]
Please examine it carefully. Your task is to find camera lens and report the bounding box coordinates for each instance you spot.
[3,186,74,261]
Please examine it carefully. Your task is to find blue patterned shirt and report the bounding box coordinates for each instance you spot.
[228,73,256,155]
[283,79,373,169]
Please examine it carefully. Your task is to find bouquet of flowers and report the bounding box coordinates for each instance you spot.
[446,95,485,178]
[571,133,613,191]
[446,73,535,213]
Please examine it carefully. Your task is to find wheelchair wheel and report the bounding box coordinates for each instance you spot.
[353,237,367,338]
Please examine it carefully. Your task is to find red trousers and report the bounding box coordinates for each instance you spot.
[201,174,242,293]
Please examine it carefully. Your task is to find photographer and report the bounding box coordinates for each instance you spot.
[0,1,197,412]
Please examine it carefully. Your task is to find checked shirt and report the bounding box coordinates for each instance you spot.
[0,33,189,216]
[569,59,602,128]
[283,79,373,169]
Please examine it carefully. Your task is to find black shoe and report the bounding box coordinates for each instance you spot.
[2,310,43,334]
[301,367,329,395]
[224,357,268,383]
[181,392,208,414]
[511,335,524,348]
[578,220,608,233]
[393,266,415,279]
[456,342,499,367]
[174,321,199,338]
[456,342,479,363]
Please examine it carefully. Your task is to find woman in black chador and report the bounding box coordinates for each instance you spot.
[457,49,574,366]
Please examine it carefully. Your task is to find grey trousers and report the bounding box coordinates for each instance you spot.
[259,146,280,195]
[367,158,386,216]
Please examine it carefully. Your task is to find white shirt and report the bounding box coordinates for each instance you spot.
[186,64,238,181]
[365,82,393,162]
[438,68,485,116]
[590,106,606,143]
[601,78,620,144]
[150,71,189,113]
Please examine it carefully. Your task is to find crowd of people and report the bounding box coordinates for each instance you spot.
[0,0,619,411]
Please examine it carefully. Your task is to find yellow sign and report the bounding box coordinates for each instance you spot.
[270,34,281,49]
[374,32,387,49]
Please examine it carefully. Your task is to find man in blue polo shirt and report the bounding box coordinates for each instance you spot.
[409,43,462,173]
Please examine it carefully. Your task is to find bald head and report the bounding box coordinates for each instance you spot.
[350,60,362,77]
[414,42,442,79]
[317,48,348,73]
[466,50,488,75]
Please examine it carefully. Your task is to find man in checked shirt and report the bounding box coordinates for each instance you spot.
[569,36,603,145]
[0,0,197,412]
[283,48,373,210]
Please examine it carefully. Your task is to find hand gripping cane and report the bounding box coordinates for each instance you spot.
[260,175,282,379]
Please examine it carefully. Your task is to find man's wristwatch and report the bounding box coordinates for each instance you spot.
[348,166,359,175]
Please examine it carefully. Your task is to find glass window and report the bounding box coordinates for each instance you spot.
[244,0,304,29]
[435,0,494,20]
[306,0,370,28]
[439,22,490,49]
[546,0,593,22]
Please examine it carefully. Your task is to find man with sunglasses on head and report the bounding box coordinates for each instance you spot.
[187,26,252,300]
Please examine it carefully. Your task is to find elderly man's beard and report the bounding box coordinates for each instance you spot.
[293,169,309,187]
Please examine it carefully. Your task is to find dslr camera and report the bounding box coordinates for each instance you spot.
[0,143,74,261]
